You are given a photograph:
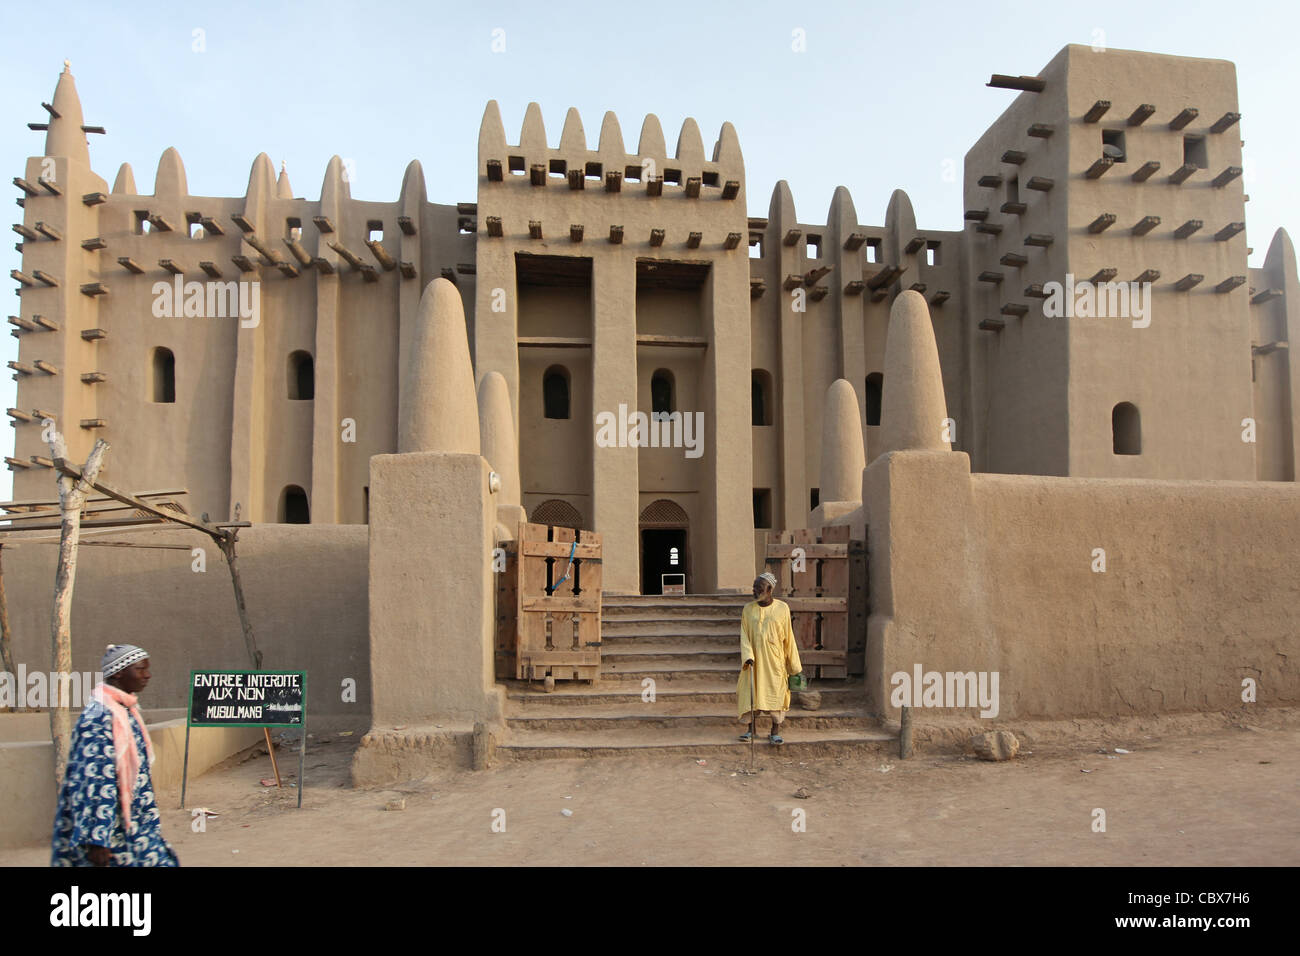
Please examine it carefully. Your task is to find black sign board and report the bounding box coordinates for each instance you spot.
[187,670,306,727]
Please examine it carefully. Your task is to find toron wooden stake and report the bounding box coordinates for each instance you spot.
[48,433,109,783]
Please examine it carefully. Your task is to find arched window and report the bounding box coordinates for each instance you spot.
[751,370,772,426]
[1112,402,1141,455]
[280,485,310,524]
[152,347,175,404]
[530,498,584,530]
[865,372,883,427]
[543,366,570,420]
[651,370,674,415]
[288,351,314,400]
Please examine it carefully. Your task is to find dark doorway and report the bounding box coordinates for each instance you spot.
[641,528,687,595]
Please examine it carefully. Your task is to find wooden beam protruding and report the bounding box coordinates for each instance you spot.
[963,209,988,222]
[977,174,1003,188]
[397,216,416,236]
[1131,160,1160,183]
[1169,107,1198,131]
[1127,104,1156,126]
[687,232,701,249]
[1083,100,1111,122]
[1024,234,1053,247]
[1000,201,1027,216]
[1088,213,1117,234]
[1026,176,1054,191]
[843,233,866,251]
[117,257,143,274]
[904,236,925,255]
[1024,283,1050,299]
[1001,150,1027,165]
[35,221,63,241]
[199,216,225,236]
[486,216,503,238]
[1000,252,1028,267]
[283,238,312,266]
[930,290,950,306]
[805,265,832,285]
[975,222,1003,235]
[723,233,742,250]
[81,237,106,251]
[750,278,766,299]
[312,258,335,275]
[987,74,1045,92]
[529,164,546,187]
[231,255,255,273]
[1084,157,1113,179]
[608,225,623,244]
[399,261,416,279]
[979,318,1006,332]
[1210,112,1241,134]
[33,270,58,287]
[1215,275,1246,293]
[784,228,802,246]
[327,241,365,271]
[486,159,503,182]
[1132,216,1161,237]
[1173,220,1203,240]
[605,170,622,193]
[569,224,584,243]
[1027,123,1055,138]
[685,177,701,198]
[1169,163,1198,185]
[158,259,183,276]
[365,239,396,270]
[1214,222,1245,241]
[1089,268,1118,284]
[82,191,107,206]
[722,181,740,200]
[978,271,1004,284]
[1211,166,1242,188]
[1252,288,1283,304]
[8,315,37,331]
[311,216,334,234]
[1134,269,1160,284]
[528,221,543,240]
[843,280,865,296]
[12,223,37,241]
[1174,274,1204,291]
[1000,302,1029,317]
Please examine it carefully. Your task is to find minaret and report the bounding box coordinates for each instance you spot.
[398,278,480,454]
[877,290,951,455]
[810,379,866,530]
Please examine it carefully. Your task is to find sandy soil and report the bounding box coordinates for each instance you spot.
[5,710,1297,866]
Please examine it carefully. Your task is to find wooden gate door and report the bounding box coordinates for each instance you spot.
[762,525,866,678]
[499,522,603,682]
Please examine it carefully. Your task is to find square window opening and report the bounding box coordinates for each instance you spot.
[926,240,941,266]
[367,221,384,242]
[585,161,603,180]
[664,168,682,185]
[624,164,643,183]
[508,155,526,175]
[187,213,204,239]
[702,170,720,187]
[749,237,763,260]
[1006,175,1020,205]
[752,489,772,530]
[286,217,303,241]
[134,211,150,235]
[806,235,821,259]
[1184,135,1208,169]
[549,158,567,178]
[866,238,882,264]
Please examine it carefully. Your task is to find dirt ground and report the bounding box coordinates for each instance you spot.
[5,709,1298,866]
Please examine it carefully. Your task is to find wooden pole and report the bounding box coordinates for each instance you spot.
[217,528,280,786]
[0,544,16,711]
[49,434,110,784]
[217,530,262,671]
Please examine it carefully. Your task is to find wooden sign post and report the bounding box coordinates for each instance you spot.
[182,670,308,809]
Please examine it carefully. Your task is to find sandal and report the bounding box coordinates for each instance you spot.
[738,730,754,742]
[769,733,784,745]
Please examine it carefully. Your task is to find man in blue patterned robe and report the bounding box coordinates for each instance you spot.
[51,644,178,867]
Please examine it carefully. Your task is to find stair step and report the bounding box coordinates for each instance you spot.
[506,682,864,708]
[600,635,735,651]
[506,707,872,732]
[601,607,743,621]
[598,666,742,683]
[500,725,895,761]
[601,621,739,636]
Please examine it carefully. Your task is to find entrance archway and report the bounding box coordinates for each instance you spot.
[639,499,689,594]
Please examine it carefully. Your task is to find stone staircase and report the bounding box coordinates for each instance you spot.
[498,593,895,761]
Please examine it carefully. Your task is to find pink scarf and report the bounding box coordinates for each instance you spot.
[91,683,154,833]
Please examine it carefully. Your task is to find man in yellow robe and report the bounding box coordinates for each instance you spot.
[738,571,803,745]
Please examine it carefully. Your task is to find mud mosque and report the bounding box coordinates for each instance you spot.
[8,43,1297,595]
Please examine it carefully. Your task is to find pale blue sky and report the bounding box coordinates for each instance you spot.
[2,0,1296,497]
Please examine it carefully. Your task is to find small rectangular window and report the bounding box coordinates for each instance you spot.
[749,237,763,260]
[752,489,772,529]
[585,161,603,181]
[806,235,821,259]
[367,220,383,242]
[810,488,820,510]
[1184,135,1208,169]
[1102,128,1126,163]
[702,171,720,187]
[508,155,526,174]
[286,217,303,241]
[134,211,150,235]
[1007,175,1020,205]
[866,238,882,264]
[926,240,940,266]
[663,168,682,185]
[187,212,203,238]
[549,158,567,179]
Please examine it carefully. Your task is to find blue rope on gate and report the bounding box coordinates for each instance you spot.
[552,540,578,590]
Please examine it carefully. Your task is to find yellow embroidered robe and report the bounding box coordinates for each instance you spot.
[736,598,803,716]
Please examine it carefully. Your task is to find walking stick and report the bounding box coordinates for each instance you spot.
[748,662,756,771]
